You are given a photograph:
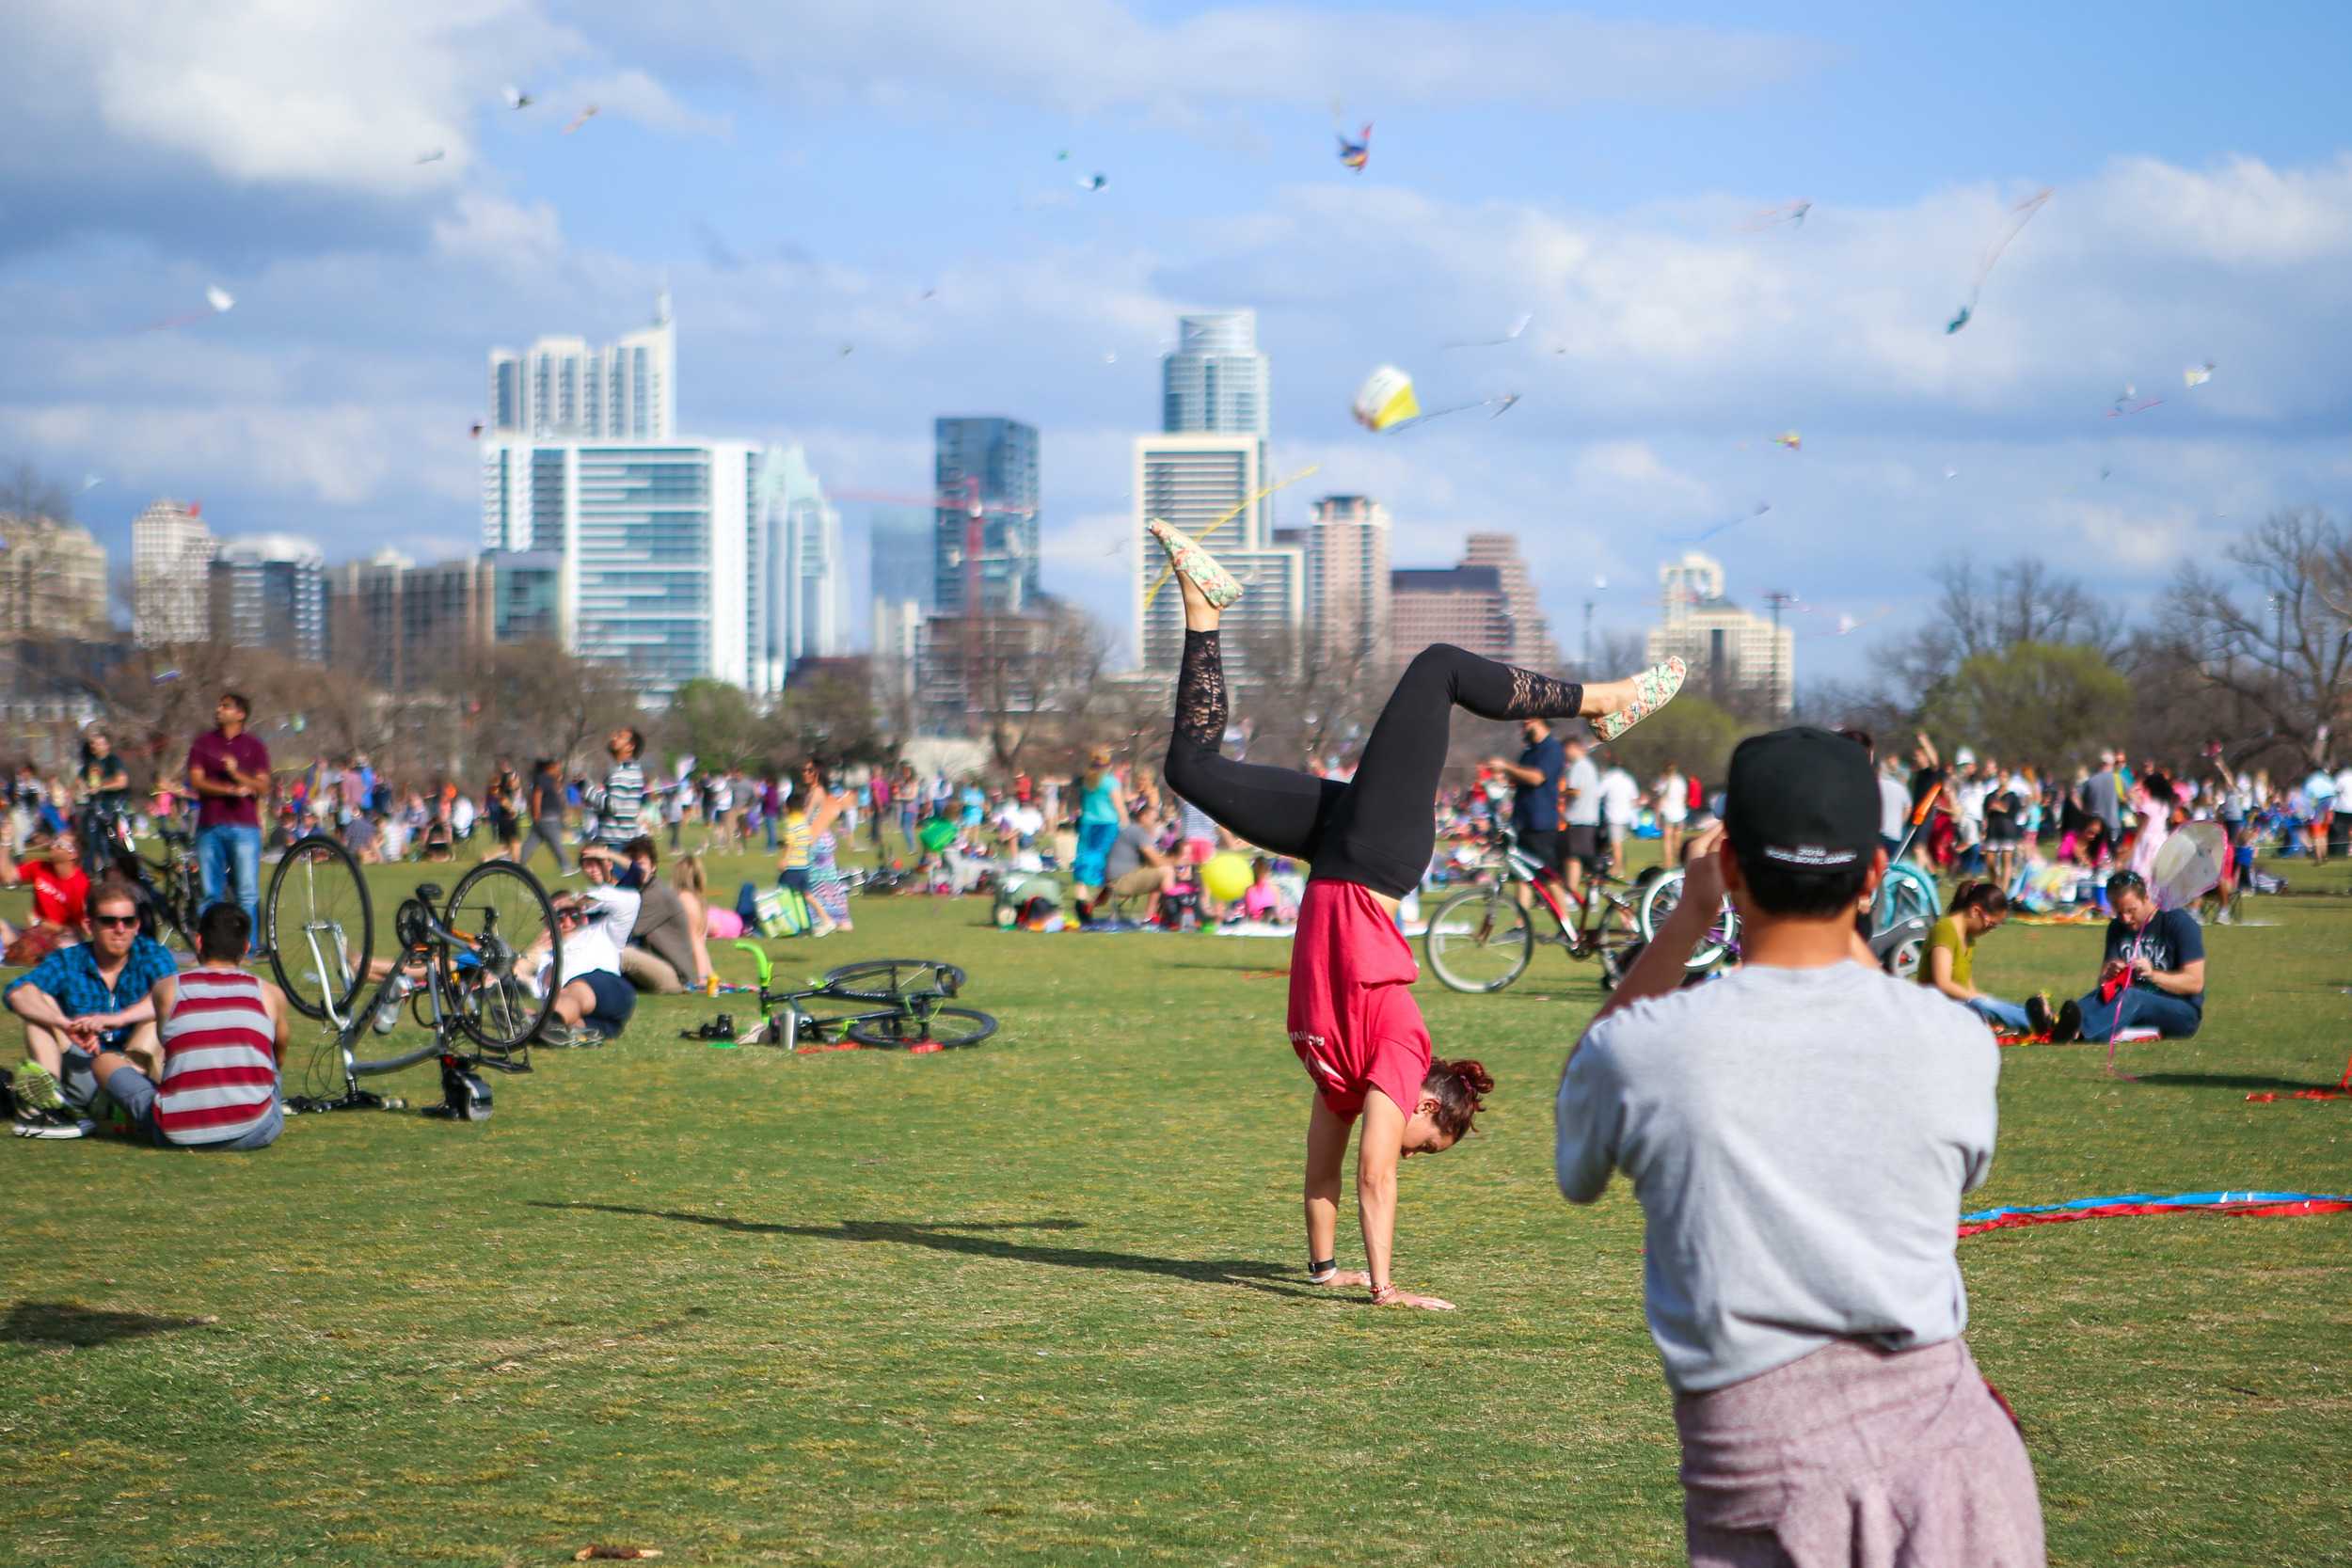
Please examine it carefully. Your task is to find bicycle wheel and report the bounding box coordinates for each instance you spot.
[820,958,968,1000]
[1635,870,1736,969]
[440,860,558,1053]
[265,835,374,1022]
[1423,887,1534,993]
[845,1006,998,1051]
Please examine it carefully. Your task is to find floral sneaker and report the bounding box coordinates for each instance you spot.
[1591,657,1688,743]
[1146,519,1246,610]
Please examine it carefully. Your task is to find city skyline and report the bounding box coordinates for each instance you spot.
[9,5,2352,686]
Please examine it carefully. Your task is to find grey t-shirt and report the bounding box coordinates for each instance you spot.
[2082,768,2121,833]
[626,878,695,982]
[1555,962,1999,1393]
[1104,823,1152,881]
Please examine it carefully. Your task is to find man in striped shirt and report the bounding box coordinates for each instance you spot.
[584,727,647,851]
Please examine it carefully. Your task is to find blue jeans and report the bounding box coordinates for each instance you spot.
[198,823,262,948]
[2073,986,2202,1042]
[1966,995,2032,1031]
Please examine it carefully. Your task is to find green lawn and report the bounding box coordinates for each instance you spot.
[3,843,2348,1566]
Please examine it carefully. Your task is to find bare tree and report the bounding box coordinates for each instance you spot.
[1890,556,2125,702]
[2154,508,2352,767]
[925,602,1115,775]
[442,641,642,777]
[1221,621,1388,773]
[0,459,73,524]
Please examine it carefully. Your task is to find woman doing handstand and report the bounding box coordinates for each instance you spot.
[1151,519,1685,1310]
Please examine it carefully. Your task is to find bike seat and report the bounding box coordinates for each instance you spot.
[415,882,445,904]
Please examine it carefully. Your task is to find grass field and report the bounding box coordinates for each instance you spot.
[3,841,2348,1567]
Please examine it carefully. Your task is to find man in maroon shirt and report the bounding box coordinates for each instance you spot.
[186,691,271,953]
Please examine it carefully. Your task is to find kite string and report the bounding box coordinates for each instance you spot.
[1139,465,1321,611]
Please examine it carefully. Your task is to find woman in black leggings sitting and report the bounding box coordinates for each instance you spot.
[1149,518,1685,1309]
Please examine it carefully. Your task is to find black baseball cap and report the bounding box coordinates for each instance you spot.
[1724,726,1880,872]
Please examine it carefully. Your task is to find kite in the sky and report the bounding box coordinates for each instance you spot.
[1350,366,1515,432]
[1443,312,1533,349]
[503,85,534,110]
[1772,430,1801,451]
[1946,186,2051,333]
[141,286,234,332]
[1077,173,1107,193]
[1674,502,1772,544]
[2184,360,2216,388]
[1740,199,1812,231]
[564,104,599,135]
[1337,124,1371,172]
[415,148,446,165]
[2107,384,2163,418]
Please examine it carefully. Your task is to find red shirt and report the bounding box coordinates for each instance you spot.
[19,860,87,928]
[1286,879,1432,1119]
[188,729,271,830]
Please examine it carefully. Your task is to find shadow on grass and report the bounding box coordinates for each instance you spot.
[529,1203,1317,1298]
[2131,1071,2347,1093]
[2,1300,215,1348]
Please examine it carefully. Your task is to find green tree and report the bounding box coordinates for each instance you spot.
[666,678,766,774]
[1599,692,1752,789]
[1918,641,2132,769]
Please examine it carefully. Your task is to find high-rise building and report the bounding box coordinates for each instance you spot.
[1645,551,1794,716]
[1461,532,1561,671]
[0,514,108,641]
[131,499,217,645]
[483,436,760,700]
[1132,433,1303,681]
[932,417,1040,615]
[1389,565,1515,665]
[328,549,563,691]
[1162,310,1270,437]
[1297,495,1391,667]
[868,507,933,610]
[211,534,327,664]
[754,443,849,689]
[487,293,675,440]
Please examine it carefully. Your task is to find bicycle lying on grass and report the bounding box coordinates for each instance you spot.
[265,837,557,1115]
[692,951,997,1053]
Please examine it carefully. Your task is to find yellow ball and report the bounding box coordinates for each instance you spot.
[1200,851,1253,903]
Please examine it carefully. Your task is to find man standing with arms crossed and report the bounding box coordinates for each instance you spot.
[186,691,270,954]
[1556,729,2042,1565]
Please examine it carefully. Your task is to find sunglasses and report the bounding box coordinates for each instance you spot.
[93,913,140,929]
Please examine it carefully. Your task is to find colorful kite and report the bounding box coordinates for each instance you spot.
[1337,124,1371,172]
[2108,384,2163,418]
[1946,186,2051,334]
[2184,360,2216,388]
[1351,366,1516,432]
[1772,430,1801,451]
[1959,1190,2352,1239]
[564,104,600,135]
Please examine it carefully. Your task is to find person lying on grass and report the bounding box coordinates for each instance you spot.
[1556,729,2044,1566]
[2033,868,2204,1044]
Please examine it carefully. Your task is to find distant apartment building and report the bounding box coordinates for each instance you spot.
[210,534,327,664]
[1131,433,1302,680]
[1294,495,1391,667]
[487,294,675,441]
[1645,551,1794,716]
[327,548,561,691]
[131,499,217,645]
[0,514,108,641]
[1461,531,1562,671]
[933,416,1041,616]
[1389,565,1516,665]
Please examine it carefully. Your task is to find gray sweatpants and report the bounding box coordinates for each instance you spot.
[60,1047,283,1151]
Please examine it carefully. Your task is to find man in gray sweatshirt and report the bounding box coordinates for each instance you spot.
[1556,728,2044,1567]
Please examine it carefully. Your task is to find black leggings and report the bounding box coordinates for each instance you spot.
[1162,632,1583,898]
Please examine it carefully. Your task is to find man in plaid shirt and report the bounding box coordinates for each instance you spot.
[6,881,180,1138]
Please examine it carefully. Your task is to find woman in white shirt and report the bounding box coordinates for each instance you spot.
[1655,763,1689,867]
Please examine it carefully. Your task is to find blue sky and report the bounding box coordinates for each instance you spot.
[5,0,2350,681]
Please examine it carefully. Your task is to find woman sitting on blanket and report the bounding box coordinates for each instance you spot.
[1150,515,1683,1309]
[1918,881,2035,1034]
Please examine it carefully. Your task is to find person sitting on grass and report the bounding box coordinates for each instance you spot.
[1920,881,2035,1033]
[1556,730,2043,1564]
[1097,800,1181,926]
[0,828,91,966]
[2036,868,2205,1044]
[616,836,698,994]
[534,890,636,1046]
[58,904,291,1151]
[5,879,180,1138]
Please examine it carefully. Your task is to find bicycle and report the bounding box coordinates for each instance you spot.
[278,859,558,1114]
[1422,829,1649,994]
[721,950,996,1053]
[1632,866,1741,971]
[104,817,203,959]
